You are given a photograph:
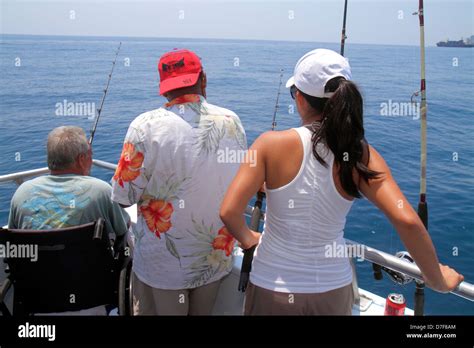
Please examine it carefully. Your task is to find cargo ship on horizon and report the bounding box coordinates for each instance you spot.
[437,35,474,47]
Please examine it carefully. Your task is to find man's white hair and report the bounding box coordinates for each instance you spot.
[47,126,89,171]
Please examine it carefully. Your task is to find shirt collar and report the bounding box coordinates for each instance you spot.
[164,94,205,108]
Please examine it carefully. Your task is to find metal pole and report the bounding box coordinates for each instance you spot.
[340,0,348,56]
[345,239,474,302]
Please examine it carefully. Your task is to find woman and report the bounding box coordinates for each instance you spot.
[220,49,464,315]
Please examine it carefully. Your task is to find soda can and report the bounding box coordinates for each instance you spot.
[384,293,406,316]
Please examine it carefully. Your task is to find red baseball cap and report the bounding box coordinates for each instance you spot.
[158,49,202,95]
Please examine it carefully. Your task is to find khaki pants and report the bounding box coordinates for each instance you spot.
[132,273,221,315]
[244,282,354,315]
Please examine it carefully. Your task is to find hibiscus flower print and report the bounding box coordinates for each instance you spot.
[212,226,235,257]
[140,199,174,239]
[206,249,225,269]
[113,143,144,188]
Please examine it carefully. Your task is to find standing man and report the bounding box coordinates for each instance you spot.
[111,49,247,315]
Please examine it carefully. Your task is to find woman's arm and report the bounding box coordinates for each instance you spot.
[359,145,464,293]
[220,133,270,249]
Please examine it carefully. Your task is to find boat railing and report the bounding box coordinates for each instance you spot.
[0,159,473,302]
[0,159,116,185]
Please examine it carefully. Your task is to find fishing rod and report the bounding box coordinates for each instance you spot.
[89,42,122,145]
[238,190,264,292]
[372,1,428,316]
[337,0,389,302]
[239,0,349,291]
[238,69,284,292]
[413,0,428,316]
[271,69,284,130]
[340,0,348,56]
[339,0,385,286]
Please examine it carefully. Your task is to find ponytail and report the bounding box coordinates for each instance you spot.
[305,77,380,198]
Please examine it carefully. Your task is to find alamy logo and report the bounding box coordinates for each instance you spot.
[324,241,365,260]
[380,99,420,120]
[0,242,38,262]
[55,99,96,119]
[18,322,56,341]
[217,148,257,167]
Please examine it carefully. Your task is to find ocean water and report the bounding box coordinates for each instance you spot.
[0,34,472,315]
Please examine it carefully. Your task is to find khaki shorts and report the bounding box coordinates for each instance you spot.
[132,273,221,315]
[244,282,354,315]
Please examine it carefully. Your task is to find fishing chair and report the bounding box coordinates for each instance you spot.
[0,218,133,316]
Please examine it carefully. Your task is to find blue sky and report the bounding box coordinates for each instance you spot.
[0,0,473,46]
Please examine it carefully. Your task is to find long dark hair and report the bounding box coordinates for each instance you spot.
[301,77,380,198]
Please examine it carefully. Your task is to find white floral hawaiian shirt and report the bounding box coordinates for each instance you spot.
[111,94,247,289]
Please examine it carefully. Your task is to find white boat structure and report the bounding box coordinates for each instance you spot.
[1,159,473,316]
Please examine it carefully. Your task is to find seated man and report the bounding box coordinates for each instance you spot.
[8,126,128,235]
[7,126,130,314]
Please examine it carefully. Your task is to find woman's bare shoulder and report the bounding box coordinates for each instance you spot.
[253,129,299,147]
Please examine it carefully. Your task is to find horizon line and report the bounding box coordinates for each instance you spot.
[0,32,433,48]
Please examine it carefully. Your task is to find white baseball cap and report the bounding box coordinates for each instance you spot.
[286,48,352,98]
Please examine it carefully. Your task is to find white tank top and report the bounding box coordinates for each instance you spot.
[250,126,354,293]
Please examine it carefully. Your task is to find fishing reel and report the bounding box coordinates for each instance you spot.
[372,251,415,286]
[410,90,420,105]
[372,251,425,316]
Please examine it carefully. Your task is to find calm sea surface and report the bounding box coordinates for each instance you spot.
[0,34,472,314]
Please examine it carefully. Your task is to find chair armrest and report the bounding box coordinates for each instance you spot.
[93,218,105,240]
[0,278,12,316]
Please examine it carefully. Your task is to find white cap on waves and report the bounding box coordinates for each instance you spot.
[286,48,352,98]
